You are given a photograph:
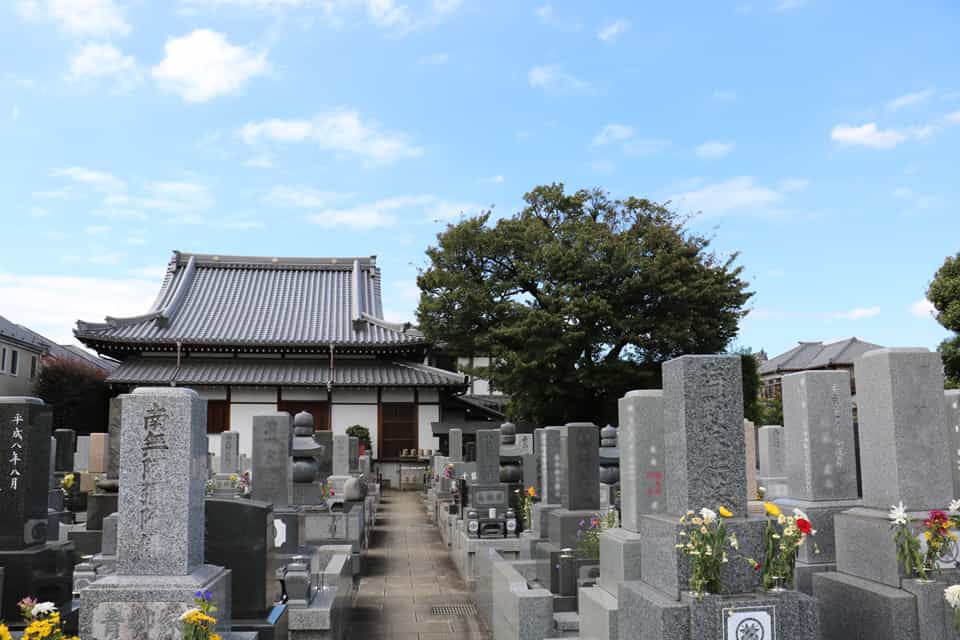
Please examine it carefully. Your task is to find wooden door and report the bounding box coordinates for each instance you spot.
[380,403,417,458]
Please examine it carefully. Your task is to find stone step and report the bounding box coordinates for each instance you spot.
[554,610,579,632]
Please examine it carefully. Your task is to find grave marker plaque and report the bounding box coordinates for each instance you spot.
[0,398,52,549]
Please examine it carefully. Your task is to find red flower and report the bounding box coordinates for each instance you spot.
[754,562,762,572]
[796,518,813,535]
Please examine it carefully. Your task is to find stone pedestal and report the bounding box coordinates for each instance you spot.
[547,508,601,548]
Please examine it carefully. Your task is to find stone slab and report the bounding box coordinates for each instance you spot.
[637,512,767,598]
[580,584,619,640]
[946,390,960,499]
[220,431,240,474]
[855,348,952,510]
[834,506,936,586]
[0,397,52,550]
[251,413,292,508]
[538,427,563,505]
[88,432,109,474]
[782,370,860,501]
[774,497,861,563]
[449,428,464,462]
[618,580,689,640]
[561,423,601,511]
[598,527,643,596]
[900,571,960,640]
[547,508,602,549]
[813,571,919,640]
[758,425,786,478]
[476,430,501,484]
[76,435,90,472]
[663,355,747,515]
[684,590,818,640]
[0,542,73,621]
[116,388,206,576]
[619,390,665,532]
[107,397,122,480]
[53,428,76,472]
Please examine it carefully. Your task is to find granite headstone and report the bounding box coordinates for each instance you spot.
[219,431,240,475]
[251,412,292,508]
[619,389,665,532]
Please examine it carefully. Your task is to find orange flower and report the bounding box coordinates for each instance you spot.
[526,486,536,497]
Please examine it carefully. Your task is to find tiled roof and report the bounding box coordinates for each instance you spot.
[758,337,884,375]
[1,314,116,371]
[75,251,427,350]
[107,357,467,387]
[0,315,49,351]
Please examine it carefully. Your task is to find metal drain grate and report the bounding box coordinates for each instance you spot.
[431,603,479,617]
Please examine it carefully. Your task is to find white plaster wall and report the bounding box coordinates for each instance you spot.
[230,402,277,456]
[418,388,439,403]
[418,403,440,453]
[381,387,414,403]
[331,404,379,457]
[232,388,277,403]
[473,379,491,395]
[332,388,377,403]
[280,387,328,401]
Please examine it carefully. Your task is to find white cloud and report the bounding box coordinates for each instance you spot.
[0,272,158,344]
[482,175,505,184]
[67,42,141,90]
[535,4,554,22]
[695,141,735,158]
[892,186,943,210]
[17,0,130,37]
[830,122,907,149]
[263,185,352,208]
[833,307,881,320]
[947,110,960,124]
[83,224,110,235]
[52,166,125,192]
[245,154,274,169]
[592,123,669,156]
[528,64,592,96]
[597,18,629,42]
[106,181,214,217]
[306,194,481,229]
[909,298,937,319]
[240,108,424,165]
[669,176,783,216]
[775,0,806,11]
[152,29,268,103]
[12,106,21,120]
[777,178,810,192]
[886,89,935,111]
[417,52,449,65]
[592,123,633,146]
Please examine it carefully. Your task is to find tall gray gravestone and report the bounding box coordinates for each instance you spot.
[775,370,862,593]
[251,413,292,507]
[945,389,960,497]
[53,428,76,473]
[332,434,350,477]
[617,356,818,640]
[219,431,240,475]
[815,348,954,640]
[449,428,464,462]
[0,397,72,620]
[743,419,758,502]
[525,426,563,540]
[79,387,232,640]
[467,429,509,514]
[546,422,600,547]
[75,435,90,472]
[106,397,122,480]
[757,425,788,498]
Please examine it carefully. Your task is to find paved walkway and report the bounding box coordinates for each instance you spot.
[345,489,492,640]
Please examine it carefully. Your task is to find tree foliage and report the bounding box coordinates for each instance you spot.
[737,348,762,424]
[417,184,753,424]
[33,356,112,434]
[928,252,960,385]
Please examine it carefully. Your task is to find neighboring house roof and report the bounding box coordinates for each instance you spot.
[758,337,884,375]
[0,313,116,372]
[75,251,428,352]
[107,357,467,388]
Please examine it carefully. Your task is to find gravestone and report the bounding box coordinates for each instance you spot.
[815,348,956,640]
[467,429,509,515]
[449,428,464,462]
[945,390,960,497]
[76,435,90,472]
[106,397,122,480]
[775,370,862,593]
[251,412,292,508]
[332,434,350,477]
[53,428,76,473]
[0,398,73,619]
[219,431,240,475]
[743,419,757,502]
[349,436,359,473]
[205,498,272,620]
[546,422,601,547]
[88,432,109,474]
[616,356,818,640]
[79,387,232,639]
[757,425,788,498]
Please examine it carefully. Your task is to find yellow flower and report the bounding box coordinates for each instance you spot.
[0,623,12,640]
[527,486,536,497]
[718,506,733,518]
[764,502,781,517]
[925,531,933,541]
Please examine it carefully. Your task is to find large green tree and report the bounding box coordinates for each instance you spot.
[33,356,112,434]
[416,184,753,424]
[928,251,960,385]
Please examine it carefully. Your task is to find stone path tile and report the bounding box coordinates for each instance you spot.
[348,490,492,640]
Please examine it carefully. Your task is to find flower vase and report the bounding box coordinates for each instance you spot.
[767,575,787,592]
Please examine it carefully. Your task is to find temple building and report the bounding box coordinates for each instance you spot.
[74,251,471,458]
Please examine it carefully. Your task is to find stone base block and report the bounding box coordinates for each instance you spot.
[794,560,835,595]
[774,496,861,563]
[618,581,689,640]
[79,564,232,640]
[835,507,926,587]
[85,491,118,531]
[637,513,767,598]
[67,528,104,556]
[0,543,74,620]
[519,531,547,561]
[813,571,919,640]
[548,509,601,548]
[900,571,960,640]
[491,557,554,640]
[300,507,363,553]
[598,528,642,596]
[579,585,619,640]
[532,503,560,538]
[758,477,789,499]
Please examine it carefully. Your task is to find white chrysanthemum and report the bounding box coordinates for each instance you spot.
[180,607,201,621]
[700,508,717,525]
[889,501,908,526]
[949,499,960,516]
[792,507,809,520]
[944,584,960,609]
[31,602,57,617]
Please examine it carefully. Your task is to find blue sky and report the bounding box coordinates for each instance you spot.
[0,0,957,359]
